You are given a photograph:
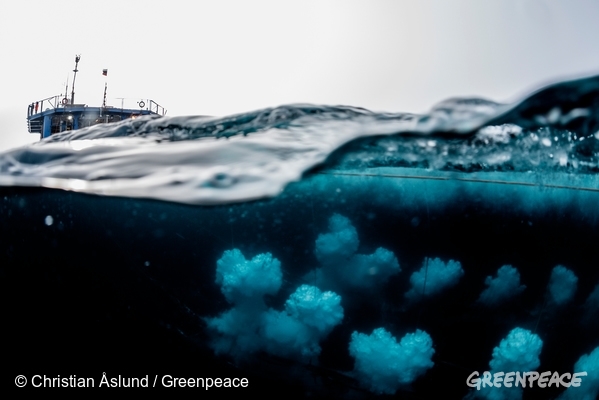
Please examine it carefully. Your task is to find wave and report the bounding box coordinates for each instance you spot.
[1,74,598,205]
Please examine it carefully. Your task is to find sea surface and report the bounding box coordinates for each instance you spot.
[2,75,599,398]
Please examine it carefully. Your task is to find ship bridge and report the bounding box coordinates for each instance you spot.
[27,96,167,139]
[26,55,167,139]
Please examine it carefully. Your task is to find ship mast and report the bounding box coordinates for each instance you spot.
[102,83,107,108]
[70,55,81,105]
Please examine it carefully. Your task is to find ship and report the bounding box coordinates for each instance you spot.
[26,55,166,139]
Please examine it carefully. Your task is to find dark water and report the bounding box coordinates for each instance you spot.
[2,75,599,398]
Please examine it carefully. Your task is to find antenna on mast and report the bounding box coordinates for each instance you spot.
[70,54,81,105]
[64,75,69,104]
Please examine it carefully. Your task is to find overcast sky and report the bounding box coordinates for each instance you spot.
[1,0,599,151]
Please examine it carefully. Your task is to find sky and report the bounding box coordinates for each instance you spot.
[1,0,599,151]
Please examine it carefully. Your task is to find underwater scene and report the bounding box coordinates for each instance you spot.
[2,75,599,398]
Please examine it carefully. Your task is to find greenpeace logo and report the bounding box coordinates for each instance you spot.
[466,371,587,390]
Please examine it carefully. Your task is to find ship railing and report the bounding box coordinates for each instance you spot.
[27,96,168,118]
[108,98,167,116]
[149,100,167,116]
[27,95,63,117]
